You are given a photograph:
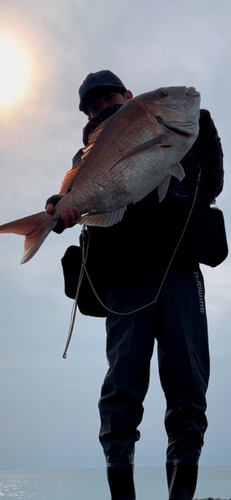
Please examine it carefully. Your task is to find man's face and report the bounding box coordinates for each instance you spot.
[87,90,133,119]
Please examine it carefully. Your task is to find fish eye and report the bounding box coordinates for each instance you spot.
[158,90,168,98]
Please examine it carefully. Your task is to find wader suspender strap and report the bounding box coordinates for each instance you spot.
[62,167,203,359]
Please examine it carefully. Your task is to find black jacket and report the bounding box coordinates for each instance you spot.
[73,110,224,280]
[61,108,226,315]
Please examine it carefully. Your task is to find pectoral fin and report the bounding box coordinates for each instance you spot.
[112,134,171,167]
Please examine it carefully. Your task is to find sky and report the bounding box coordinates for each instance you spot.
[0,0,230,472]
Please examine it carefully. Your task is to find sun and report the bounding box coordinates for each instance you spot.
[0,35,31,110]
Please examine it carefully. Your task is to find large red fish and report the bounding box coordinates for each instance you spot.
[0,86,200,263]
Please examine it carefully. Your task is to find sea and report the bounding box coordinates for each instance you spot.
[0,466,230,499]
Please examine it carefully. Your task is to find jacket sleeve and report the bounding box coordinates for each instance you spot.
[72,148,84,168]
[192,109,224,199]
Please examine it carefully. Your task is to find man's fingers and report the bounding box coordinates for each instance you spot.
[73,207,81,220]
[46,203,55,215]
[60,207,81,228]
[46,203,80,228]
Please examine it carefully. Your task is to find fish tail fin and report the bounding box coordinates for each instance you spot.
[0,211,56,263]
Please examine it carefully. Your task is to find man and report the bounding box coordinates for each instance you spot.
[46,70,225,500]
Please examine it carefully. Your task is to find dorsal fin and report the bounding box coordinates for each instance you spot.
[59,168,78,196]
[81,120,108,160]
[59,120,109,196]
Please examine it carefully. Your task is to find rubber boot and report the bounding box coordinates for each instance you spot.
[107,464,136,500]
[166,461,198,500]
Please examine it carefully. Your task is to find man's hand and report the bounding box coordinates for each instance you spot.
[45,194,80,233]
[57,206,81,229]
